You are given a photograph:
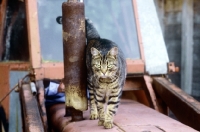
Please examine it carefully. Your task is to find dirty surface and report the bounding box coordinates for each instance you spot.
[62,2,87,111]
[47,99,198,132]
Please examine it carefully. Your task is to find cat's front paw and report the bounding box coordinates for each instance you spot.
[90,113,98,120]
[98,120,104,126]
[104,121,113,129]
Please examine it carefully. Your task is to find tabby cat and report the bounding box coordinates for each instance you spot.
[86,19,127,129]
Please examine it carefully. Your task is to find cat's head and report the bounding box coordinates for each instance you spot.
[91,47,118,79]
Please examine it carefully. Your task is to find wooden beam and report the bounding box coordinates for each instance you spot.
[0,62,30,71]
[0,0,7,60]
[153,77,200,131]
[25,0,41,68]
[143,75,162,112]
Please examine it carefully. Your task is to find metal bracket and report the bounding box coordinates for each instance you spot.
[167,62,179,73]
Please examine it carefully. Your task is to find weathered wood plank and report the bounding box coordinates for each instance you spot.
[0,0,7,60]
[153,77,200,131]
[47,99,197,132]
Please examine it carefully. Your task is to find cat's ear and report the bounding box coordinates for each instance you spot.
[108,47,118,56]
[91,47,100,56]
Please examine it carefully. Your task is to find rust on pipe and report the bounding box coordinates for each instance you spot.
[62,1,87,120]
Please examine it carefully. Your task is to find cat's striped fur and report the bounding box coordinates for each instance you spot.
[86,19,127,129]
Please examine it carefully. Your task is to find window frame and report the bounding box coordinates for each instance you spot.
[25,0,145,80]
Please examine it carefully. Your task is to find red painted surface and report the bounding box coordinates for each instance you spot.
[0,65,10,120]
[47,99,198,132]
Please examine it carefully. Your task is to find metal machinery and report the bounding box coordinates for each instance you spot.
[0,0,200,131]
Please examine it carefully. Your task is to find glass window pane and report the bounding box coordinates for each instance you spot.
[84,0,140,59]
[37,0,140,62]
[37,0,65,62]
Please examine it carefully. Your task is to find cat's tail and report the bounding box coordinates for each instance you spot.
[85,18,100,40]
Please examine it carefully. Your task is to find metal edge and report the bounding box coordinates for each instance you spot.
[20,83,45,132]
[132,0,145,62]
[36,80,48,132]
[33,60,144,80]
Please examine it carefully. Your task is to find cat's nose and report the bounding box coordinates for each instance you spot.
[102,72,106,76]
[101,64,107,73]
[101,70,106,75]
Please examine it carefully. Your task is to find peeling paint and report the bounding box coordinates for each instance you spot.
[63,31,71,42]
[69,56,79,62]
[79,19,85,33]
[65,85,87,111]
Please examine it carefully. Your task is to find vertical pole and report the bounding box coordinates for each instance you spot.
[181,0,193,94]
[0,0,8,60]
[62,1,87,121]
[26,0,41,68]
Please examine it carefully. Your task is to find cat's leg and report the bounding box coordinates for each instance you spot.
[94,89,106,126]
[88,85,98,120]
[104,88,122,129]
[96,101,105,126]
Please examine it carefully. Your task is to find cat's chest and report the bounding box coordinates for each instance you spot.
[98,82,118,90]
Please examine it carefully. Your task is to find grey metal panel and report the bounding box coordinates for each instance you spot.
[137,0,169,75]
[9,71,28,132]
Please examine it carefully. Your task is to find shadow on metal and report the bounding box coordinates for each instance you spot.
[0,104,8,132]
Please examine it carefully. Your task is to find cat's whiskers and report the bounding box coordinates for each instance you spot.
[110,75,118,82]
[94,75,101,85]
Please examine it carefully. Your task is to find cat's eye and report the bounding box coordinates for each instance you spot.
[95,64,101,68]
[107,65,113,68]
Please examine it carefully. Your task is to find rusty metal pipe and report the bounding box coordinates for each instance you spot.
[62,1,87,121]
[20,83,45,132]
